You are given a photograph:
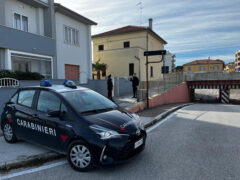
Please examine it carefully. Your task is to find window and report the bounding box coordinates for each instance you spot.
[18,90,35,108]
[213,65,219,70]
[10,93,18,103]
[129,63,134,76]
[150,66,153,77]
[98,45,104,51]
[37,91,61,113]
[14,13,28,32]
[64,26,79,45]
[124,41,130,48]
[199,66,205,70]
[61,90,117,114]
[14,13,21,30]
[188,66,191,71]
[11,54,52,79]
[22,16,28,32]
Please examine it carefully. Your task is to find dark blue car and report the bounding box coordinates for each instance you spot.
[1,81,146,171]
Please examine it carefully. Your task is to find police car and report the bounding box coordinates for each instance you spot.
[1,80,146,171]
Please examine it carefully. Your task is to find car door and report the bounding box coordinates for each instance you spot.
[14,89,37,140]
[33,90,75,152]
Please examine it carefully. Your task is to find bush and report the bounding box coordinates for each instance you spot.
[0,70,44,80]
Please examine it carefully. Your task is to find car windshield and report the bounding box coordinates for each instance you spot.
[61,90,117,114]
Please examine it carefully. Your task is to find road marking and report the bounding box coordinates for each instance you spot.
[146,107,188,133]
[0,160,67,180]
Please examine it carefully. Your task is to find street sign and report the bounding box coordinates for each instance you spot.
[162,66,169,74]
[144,50,166,56]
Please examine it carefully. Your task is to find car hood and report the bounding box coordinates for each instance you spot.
[84,108,138,134]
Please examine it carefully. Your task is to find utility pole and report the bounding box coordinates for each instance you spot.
[146,55,149,108]
[144,50,166,108]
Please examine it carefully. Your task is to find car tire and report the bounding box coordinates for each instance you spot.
[67,140,95,171]
[3,122,17,143]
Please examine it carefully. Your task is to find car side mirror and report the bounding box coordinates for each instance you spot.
[47,110,61,117]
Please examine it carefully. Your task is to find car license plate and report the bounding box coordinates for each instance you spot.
[134,138,143,149]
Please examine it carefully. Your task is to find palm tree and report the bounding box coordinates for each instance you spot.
[92,62,107,79]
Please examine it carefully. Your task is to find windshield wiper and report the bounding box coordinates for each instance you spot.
[80,107,116,114]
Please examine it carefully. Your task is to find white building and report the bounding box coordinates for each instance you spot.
[164,51,175,73]
[55,4,96,83]
[0,0,97,83]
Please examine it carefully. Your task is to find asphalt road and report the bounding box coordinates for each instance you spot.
[2,104,240,180]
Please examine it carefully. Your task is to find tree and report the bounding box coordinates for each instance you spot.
[92,62,107,80]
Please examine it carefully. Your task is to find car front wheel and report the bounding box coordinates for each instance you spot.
[67,140,95,171]
[3,122,17,143]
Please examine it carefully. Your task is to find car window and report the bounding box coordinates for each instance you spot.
[61,103,68,112]
[37,91,61,113]
[61,90,117,113]
[18,90,35,108]
[10,93,18,103]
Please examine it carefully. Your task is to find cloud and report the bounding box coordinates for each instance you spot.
[55,0,240,65]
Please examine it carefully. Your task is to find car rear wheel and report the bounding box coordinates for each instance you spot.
[67,140,95,171]
[3,122,17,143]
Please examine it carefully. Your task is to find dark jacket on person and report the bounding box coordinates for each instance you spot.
[130,77,139,87]
[107,78,113,90]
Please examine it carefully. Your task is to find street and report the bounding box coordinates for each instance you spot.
[1,104,240,180]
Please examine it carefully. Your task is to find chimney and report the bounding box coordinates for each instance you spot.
[149,18,153,30]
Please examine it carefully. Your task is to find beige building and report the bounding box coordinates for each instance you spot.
[92,19,167,83]
[225,62,235,72]
[183,59,225,73]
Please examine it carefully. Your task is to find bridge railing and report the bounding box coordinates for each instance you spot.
[0,78,19,88]
[185,71,240,81]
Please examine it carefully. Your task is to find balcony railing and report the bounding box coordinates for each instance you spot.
[0,25,55,56]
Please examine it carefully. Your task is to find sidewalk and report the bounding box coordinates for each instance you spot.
[0,98,190,172]
[114,94,138,108]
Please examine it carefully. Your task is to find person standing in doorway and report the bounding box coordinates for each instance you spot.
[130,73,139,98]
[107,74,113,100]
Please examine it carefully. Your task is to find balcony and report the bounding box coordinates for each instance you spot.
[0,25,55,56]
[18,0,49,8]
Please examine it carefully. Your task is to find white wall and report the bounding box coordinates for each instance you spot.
[4,0,44,36]
[164,51,173,73]
[55,12,92,83]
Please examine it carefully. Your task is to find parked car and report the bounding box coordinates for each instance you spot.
[1,80,146,171]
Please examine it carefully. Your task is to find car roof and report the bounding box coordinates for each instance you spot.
[19,85,89,93]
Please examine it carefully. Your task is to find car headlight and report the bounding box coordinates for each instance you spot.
[132,114,145,130]
[89,125,121,140]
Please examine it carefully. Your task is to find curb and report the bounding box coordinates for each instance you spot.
[0,152,64,173]
[144,103,193,129]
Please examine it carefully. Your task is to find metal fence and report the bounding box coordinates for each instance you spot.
[139,73,185,100]
[0,78,19,88]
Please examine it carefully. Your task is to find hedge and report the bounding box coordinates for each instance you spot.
[0,70,44,80]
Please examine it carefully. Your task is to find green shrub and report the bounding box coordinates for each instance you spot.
[0,70,44,80]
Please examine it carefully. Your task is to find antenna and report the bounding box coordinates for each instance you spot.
[136,1,143,25]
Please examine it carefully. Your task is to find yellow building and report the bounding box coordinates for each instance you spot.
[235,50,240,72]
[225,62,235,72]
[183,59,225,73]
[92,20,167,83]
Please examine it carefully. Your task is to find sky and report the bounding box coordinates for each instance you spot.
[55,0,240,66]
